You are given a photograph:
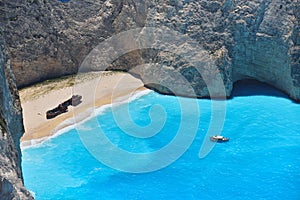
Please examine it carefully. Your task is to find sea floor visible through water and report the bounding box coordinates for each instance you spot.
[22,80,300,200]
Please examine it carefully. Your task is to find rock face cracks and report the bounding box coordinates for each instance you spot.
[0,1,298,198]
[1,0,300,100]
[0,29,33,199]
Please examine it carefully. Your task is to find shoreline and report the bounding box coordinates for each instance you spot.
[21,89,152,149]
[20,71,148,148]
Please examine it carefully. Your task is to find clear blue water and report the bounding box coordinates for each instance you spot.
[22,81,300,200]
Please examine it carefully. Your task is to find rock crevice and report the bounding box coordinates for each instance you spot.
[1,0,299,100]
[0,28,33,200]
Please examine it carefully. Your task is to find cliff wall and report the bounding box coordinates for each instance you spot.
[0,1,298,198]
[1,0,299,100]
[0,29,33,199]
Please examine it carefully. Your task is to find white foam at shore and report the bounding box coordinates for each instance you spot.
[21,89,152,150]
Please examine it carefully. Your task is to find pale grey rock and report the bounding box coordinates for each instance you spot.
[0,0,299,100]
[0,1,298,198]
[0,28,33,199]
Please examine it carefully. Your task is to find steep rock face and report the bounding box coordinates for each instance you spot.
[1,0,300,100]
[230,0,300,100]
[0,29,33,199]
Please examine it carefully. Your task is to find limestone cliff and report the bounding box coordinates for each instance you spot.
[1,0,300,100]
[0,29,33,199]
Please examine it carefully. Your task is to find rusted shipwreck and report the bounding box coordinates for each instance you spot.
[46,95,82,119]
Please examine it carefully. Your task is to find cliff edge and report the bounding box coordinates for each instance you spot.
[0,29,33,199]
[1,0,299,100]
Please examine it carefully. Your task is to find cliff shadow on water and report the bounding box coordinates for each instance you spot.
[230,79,291,100]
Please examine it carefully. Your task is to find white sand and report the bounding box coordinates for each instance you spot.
[19,71,147,146]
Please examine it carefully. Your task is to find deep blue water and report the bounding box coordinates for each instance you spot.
[22,81,300,199]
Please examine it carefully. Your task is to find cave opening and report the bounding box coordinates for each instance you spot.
[231,79,289,99]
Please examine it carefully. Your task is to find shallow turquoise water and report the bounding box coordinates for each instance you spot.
[22,82,300,199]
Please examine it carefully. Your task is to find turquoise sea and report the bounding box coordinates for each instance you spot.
[22,81,300,200]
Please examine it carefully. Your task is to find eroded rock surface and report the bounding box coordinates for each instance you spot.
[0,28,33,200]
[0,1,298,198]
[1,0,299,100]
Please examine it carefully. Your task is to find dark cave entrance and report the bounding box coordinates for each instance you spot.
[231,79,289,99]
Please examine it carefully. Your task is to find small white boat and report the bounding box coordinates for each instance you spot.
[210,135,229,142]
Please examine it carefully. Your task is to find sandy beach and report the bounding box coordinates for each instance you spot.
[20,71,147,146]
